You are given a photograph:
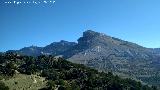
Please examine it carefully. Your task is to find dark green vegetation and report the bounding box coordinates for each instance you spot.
[0,81,9,90]
[0,53,158,90]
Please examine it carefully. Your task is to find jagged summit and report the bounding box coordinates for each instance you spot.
[82,30,108,39]
[78,30,109,46]
[83,30,101,37]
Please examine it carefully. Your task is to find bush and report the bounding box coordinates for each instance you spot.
[0,81,9,90]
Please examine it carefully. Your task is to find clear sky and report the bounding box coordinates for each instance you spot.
[0,0,160,51]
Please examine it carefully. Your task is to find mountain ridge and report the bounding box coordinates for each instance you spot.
[7,40,77,56]
[6,30,160,86]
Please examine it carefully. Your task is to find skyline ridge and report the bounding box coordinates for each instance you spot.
[3,30,160,52]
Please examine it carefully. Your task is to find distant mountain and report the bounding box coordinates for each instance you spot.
[7,40,77,56]
[42,40,77,56]
[6,30,160,86]
[7,46,43,56]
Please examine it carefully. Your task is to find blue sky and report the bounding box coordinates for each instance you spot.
[0,0,160,51]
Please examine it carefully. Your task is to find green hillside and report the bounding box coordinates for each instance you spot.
[2,74,47,90]
[0,53,158,90]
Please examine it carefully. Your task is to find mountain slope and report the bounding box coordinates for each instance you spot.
[65,30,160,85]
[6,30,160,86]
[0,53,157,90]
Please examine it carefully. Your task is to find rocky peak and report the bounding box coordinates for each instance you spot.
[77,30,111,48]
[78,30,101,43]
[83,30,101,37]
